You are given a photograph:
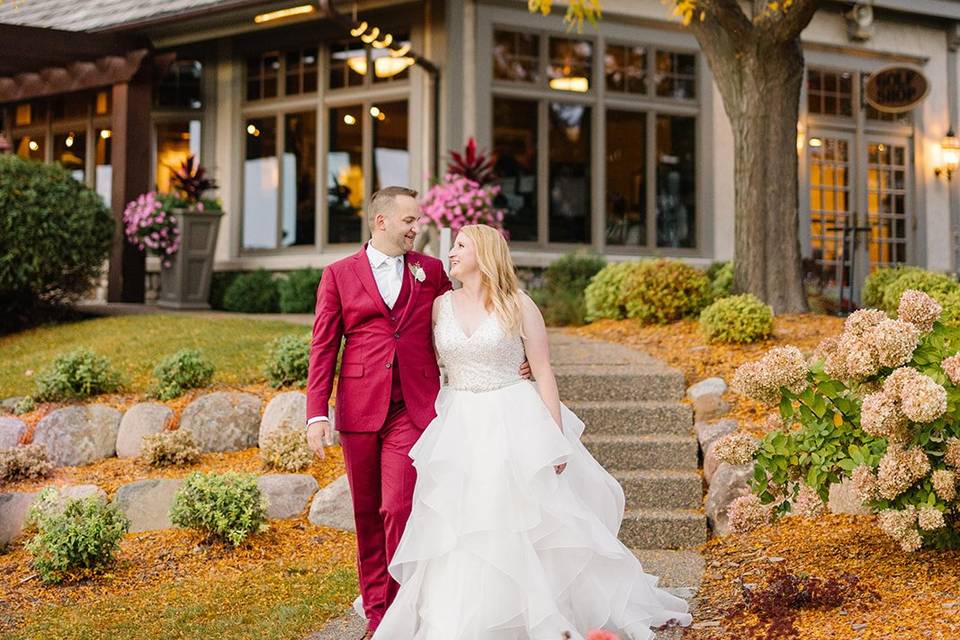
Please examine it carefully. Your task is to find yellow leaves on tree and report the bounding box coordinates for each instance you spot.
[527,0,603,32]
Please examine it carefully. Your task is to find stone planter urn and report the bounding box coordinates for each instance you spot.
[158,208,224,310]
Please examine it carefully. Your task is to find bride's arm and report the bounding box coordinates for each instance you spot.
[520,293,562,431]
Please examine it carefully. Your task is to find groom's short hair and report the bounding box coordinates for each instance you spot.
[368,186,419,229]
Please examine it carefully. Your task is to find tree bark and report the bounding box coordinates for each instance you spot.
[687,0,820,314]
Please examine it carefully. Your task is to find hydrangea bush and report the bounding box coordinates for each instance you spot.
[720,289,960,551]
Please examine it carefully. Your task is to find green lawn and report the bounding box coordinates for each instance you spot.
[2,565,357,640]
[0,314,311,398]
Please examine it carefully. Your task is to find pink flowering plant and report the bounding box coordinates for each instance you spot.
[123,155,221,267]
[420,138,506,234]
[122,192,182,268]
[722,289,960,550]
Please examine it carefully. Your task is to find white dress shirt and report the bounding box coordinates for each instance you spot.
[307,243,405,428]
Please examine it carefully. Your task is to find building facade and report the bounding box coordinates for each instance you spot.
[1,0,959,306]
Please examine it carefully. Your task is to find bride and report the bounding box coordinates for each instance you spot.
[370,224,693,639]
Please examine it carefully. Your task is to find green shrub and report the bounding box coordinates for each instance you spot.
[621,259,711,324]
[13,397,36,415]
[279,267,324,314]
[170,471,268,546]
[0,155,113,331]
[260,430,313,472]
[532,253,606,326]
[140,429,201,467]
[861,265,921,310]
[24,488,129,584]
[584,261,646,322]
[707,261,734,301]
[222,269,280,314]
[700,293,774,343]
[881,269,960,314]
[265,334,311,388]
[0,444,54,482]
[150,349,215,400]
[34,348,122,402]
[209,271,242,310]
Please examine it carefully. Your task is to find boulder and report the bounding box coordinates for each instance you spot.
[695,418,738,454]
[687,377,727,402]
[0,491,37,546]
[116,403,173,458]
[54,484,108,504]
[257,474,319,519]
[179,392,261,453]
[692,394,730,423]
[0,417,26,449]
[828,478,870,516]
[259,392,307,448]
[113,478,184,532]
[705,462,753,536]
[32,405,122,466]
[308,475,355,532]
[0,397,25,414]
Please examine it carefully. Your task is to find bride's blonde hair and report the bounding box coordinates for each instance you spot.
[456,224,525,337]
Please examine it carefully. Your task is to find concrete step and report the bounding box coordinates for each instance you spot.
[582,434,698,471]
[631,549,705,592]
[615,469,703,509]
[620,508,708,549]
[571,400,693,436]
[555,365,686,403]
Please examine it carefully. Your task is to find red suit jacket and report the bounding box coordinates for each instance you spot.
[307,246,452,432]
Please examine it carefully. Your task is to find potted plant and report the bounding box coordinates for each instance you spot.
[123,155,224,309]
[418,138,507,255]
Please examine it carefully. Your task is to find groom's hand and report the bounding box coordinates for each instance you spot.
[306,421,330,457]
[519,360,533,380]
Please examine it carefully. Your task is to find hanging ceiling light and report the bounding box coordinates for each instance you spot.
[254,4,316,23]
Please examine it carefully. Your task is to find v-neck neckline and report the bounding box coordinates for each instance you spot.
[448,292,494,340]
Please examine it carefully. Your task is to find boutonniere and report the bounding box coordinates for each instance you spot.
[408,261,426,283]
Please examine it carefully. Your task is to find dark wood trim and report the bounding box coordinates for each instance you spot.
[106,69,153,303]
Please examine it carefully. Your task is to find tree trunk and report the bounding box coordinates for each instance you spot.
[694,27,812,314]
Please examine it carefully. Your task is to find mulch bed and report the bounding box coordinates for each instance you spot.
[571,315,960,639]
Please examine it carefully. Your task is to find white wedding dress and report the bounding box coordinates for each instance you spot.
[368,292,692,639]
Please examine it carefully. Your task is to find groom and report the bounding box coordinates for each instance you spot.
[305,186,451,639]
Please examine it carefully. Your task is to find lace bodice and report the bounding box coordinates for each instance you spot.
[434,291,525,392]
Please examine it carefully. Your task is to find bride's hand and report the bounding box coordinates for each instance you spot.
[554,463,567,474]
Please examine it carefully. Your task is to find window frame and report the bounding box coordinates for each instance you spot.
[478,7,708,256]
[237,33,417,256]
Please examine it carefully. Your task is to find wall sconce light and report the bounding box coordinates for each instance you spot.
[936,128,960,181]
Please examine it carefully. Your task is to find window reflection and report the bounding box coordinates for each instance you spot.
[283,111,316,246]
[14,135,44,160]
[329,42,367,89]
[655,51,696,99]
[655,115,696,248]
[606,110,646,246]
[493,30,540,83]
[54,131,86,182]
[605,44,646,94]
[373,101,410,191]
[156,121,201,193]
[243,116,279,249]
[549,102,591,243]
[492,98,538,242]
[328,105,364,244]
[95,128,112,208]
[156,60,203,109]
[548,38,592,93]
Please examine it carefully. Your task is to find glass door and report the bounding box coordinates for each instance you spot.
[863,136,910,272]
[806,132,855,307]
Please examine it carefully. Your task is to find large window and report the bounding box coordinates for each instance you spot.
[490,26,699,250]
[241,35,413,252]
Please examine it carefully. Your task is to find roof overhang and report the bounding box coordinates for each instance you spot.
[0,23,153,103]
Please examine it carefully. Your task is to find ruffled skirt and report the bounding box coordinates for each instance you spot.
[369,380,692,640]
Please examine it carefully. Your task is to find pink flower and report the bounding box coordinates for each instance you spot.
[586,632,620,640]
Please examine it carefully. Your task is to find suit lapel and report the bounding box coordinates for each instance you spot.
[395,253,422,329]
[352,245,391,320]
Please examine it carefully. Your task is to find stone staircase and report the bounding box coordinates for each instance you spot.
[550,332,707,551]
